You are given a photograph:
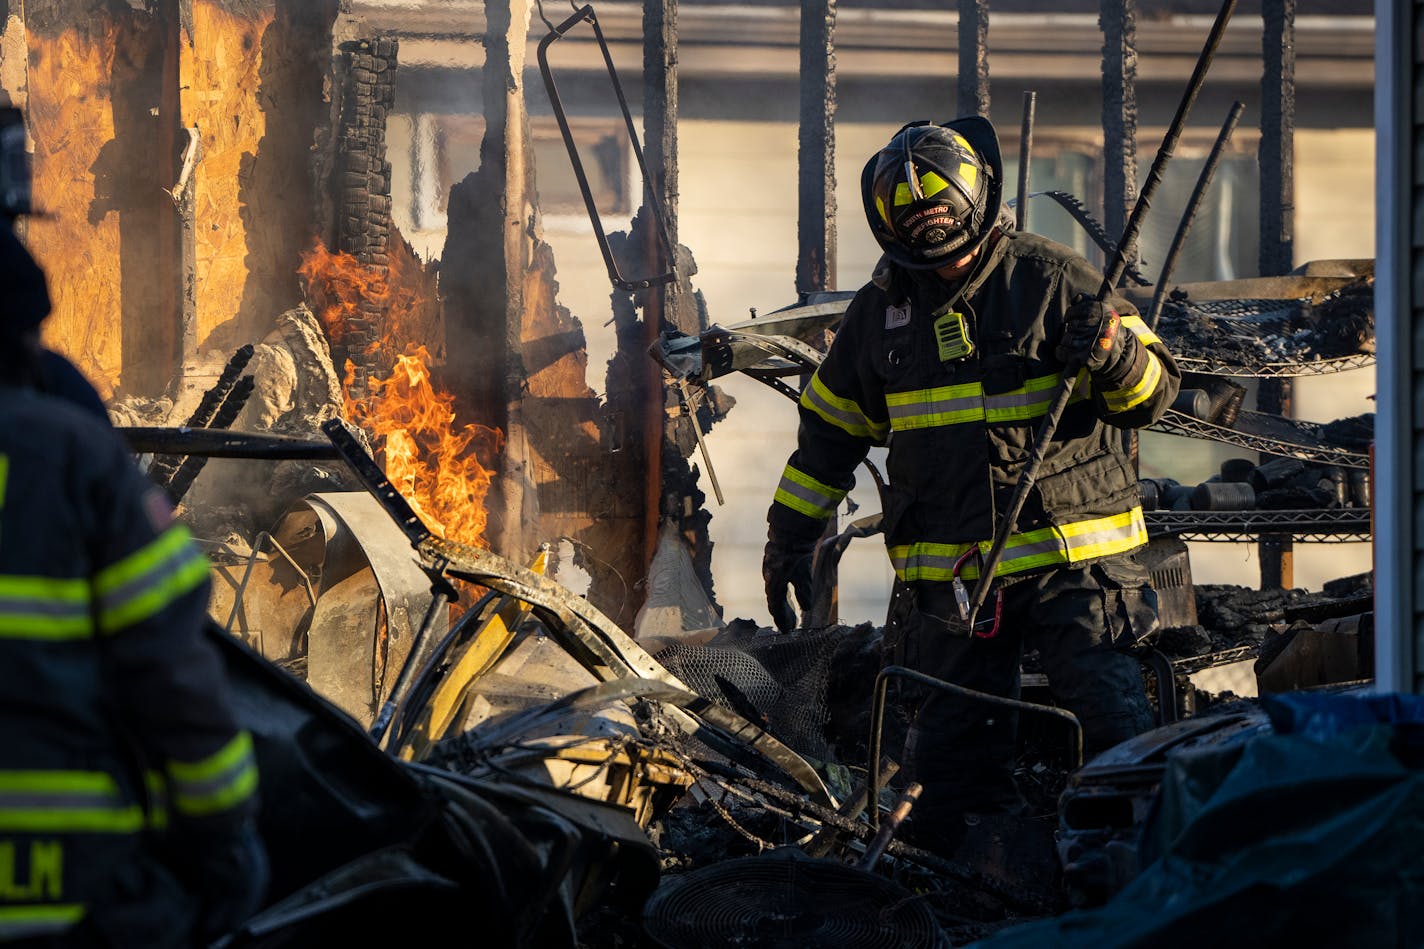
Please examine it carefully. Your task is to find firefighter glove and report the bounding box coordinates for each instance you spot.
[763,528,816,634]
[1056,294,1125,372]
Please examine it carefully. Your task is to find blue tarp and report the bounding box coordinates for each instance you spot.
[970,693,1424,948]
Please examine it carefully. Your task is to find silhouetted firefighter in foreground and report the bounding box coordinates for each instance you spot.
[0,118,267,946]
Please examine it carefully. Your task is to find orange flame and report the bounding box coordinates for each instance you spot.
[299,239,502,546]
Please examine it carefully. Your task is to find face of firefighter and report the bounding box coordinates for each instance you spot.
[934,246,980,281]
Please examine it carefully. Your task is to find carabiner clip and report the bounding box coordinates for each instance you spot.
[951,547,1003,639]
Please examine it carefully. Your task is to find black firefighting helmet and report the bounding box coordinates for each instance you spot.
[860,116,1003,270]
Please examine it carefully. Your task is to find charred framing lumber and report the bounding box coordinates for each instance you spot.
[957,0,989,119]
[632,0,722,616]
[444,0,537,564]
[1258,0,1297,590]
[1100,0,1138,253]
[329,35,398,399]
[796,0,836,298]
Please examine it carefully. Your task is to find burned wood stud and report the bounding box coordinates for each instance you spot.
[1100,0,1138,258]
[957,0,990,118]
[796,0,836,298]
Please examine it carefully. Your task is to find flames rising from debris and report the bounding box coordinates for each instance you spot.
[299,239,502,545]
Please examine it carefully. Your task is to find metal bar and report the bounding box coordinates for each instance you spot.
[868,666,1082,831]
[957,0,990,118]
[858,783,922,871]
[1258,0,1297,591]
[796,0,837,298]
[535,6,675,291]
[1146,101,1245,329]
[1015,91,1035,232]
[120,427,340,460]
[965,0,1239,629]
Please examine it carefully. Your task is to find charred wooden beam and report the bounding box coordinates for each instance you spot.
[796,0,836,298]
[444,0,539,564]
[1100,0,1138,254]
[957,0,989,119]
[331,35,398,400]
[1258,0,1297,590]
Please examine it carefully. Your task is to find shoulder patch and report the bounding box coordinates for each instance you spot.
[885,302,912,330]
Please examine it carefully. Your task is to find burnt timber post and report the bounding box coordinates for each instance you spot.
[1100,0,1137,255]
[798,0,838,621]
[442,0,538,563]
[957,0,989,119]
[1257,0,1296,590]
[164,0,197,383]
[797,0,836,298]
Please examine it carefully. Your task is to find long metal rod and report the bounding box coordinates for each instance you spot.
[964,0,1237,630]
[867,666,1082,831]
[1016,91,1036,232]
[1146,101,1245,330]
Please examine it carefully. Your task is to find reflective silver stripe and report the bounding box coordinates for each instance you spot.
[801,373,888,441]
[886,386,984,430]
[774,466,845,519]
[0,906,85,940]
[887,509,1149,582]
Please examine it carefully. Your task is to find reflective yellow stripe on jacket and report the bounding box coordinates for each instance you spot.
[0,576,92,641]
[167,731,258,818]
[888,508,1148,582]
[801,372,889,442]
[93,524,210,635]
[774,464,848,520]
[0,771,145,834]
[886,370,1089,432]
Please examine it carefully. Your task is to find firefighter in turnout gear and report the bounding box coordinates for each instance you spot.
[0,226,266,946]
[763,117,1180,850]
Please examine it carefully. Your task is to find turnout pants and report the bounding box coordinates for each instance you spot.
[893,555,1159,839]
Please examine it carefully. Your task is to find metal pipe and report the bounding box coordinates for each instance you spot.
[1146,101,1245,330]
[1016,91,1036,232]
[859,782,922,871]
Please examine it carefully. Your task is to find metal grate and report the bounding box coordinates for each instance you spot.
[654,625,845,762]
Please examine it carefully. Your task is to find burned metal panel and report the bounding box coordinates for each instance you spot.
[957,0,989,119]
[1375,0,1417,692]
[796,0,836,297]
[1256,0,1296,590]
[1099,0,1137,248]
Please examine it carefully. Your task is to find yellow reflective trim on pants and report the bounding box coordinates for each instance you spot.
[1119,313,1161,347]
[0,904,85,940]
[167,731,258,817]
[774,464,846,520]
[887,508,1149,582]
[1101,351,1164,413]
[800,372,888,442]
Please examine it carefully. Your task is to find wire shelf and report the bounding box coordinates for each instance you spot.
[1172,351,1375,378]
[1150,409,1370,469]
[1145,507,1371,542]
